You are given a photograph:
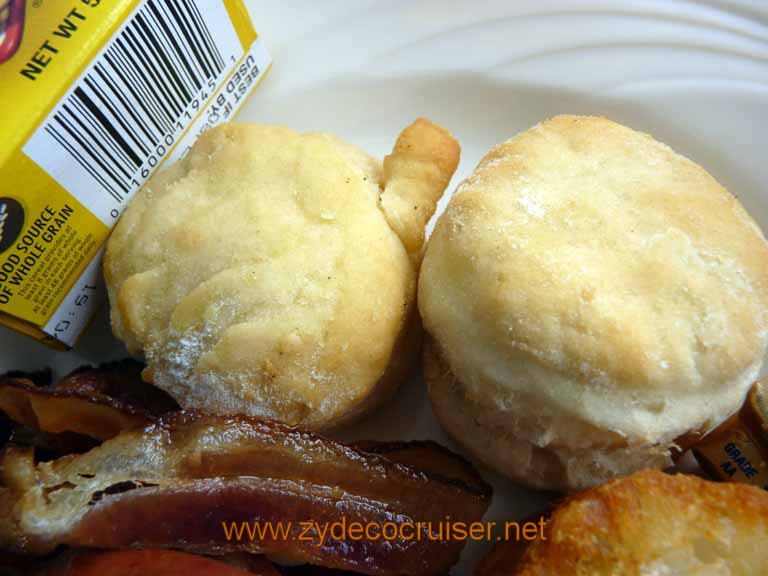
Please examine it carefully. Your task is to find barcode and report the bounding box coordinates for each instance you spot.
[24,0,245,225]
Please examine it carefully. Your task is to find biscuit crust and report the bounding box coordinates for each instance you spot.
[423,337,672,491]
[105,120,458,428]
[419,115,768,488]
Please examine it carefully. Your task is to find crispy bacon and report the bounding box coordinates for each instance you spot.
[7,427,99,461]
[1,368,53,388]
[277,565,390,576]
[0,361,177,441]
[0,413,491,576]
[45,549,279,576]
[351,440,485,487]
[0,549,280,576]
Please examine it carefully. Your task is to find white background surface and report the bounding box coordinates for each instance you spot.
[3,1,768,573]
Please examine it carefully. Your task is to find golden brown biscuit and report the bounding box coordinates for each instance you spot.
[419,115,768,490]
[477,470,768,575]
[105,119,459,428]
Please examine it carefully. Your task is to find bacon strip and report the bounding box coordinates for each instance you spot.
[49,549,280,576]
[0,361,177,441]
[0,413,490,576]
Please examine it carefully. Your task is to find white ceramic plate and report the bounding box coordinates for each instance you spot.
[2,1,767,573]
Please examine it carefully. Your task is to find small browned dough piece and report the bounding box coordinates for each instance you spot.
[475,469,768,575]
[0,413,491,576]
[0,361,178,441]
[381,118,460,263]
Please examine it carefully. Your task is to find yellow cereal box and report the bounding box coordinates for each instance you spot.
[0,0,271,348]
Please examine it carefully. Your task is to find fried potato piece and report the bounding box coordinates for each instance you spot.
[476,469,768,575]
